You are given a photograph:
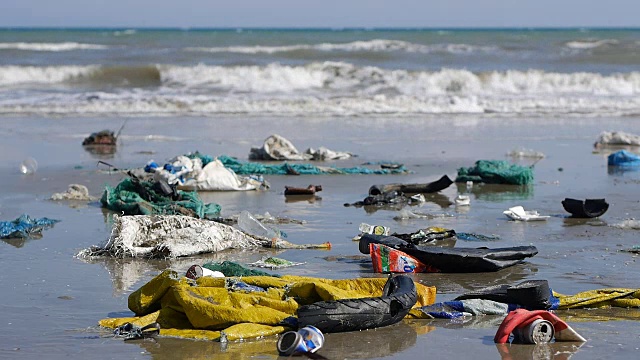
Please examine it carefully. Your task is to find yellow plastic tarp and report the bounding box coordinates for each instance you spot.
[100,270,436,341]
[555,288,640,309]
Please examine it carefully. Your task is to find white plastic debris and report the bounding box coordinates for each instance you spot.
[595,131,640,147]
[455,195,471,206]
[503,206,550,221]
[249,134,353,161]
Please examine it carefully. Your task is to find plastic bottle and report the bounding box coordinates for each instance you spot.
[237,210,280,240]
[359,223,390,236]
[20,157,38,175]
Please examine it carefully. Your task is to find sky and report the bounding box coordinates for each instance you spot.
[2,0,640,28]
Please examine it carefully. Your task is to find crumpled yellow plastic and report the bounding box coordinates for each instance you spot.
[100,270,436,341]
[555,288,640,309]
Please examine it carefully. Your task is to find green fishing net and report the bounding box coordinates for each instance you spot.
[101,177,221,219]
[456,160,534,185]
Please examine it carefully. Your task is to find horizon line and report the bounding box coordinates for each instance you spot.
[2,26,640,31]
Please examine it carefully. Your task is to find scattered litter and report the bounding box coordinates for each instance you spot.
[562,198,609,218]
[595,131,640,147]
[607,150,640,167]
[0,214,60,239]
[237,210,284,240]
[611,219,640,230]
[203,261,276,277]
[556,287,640,308]
[361,234,538,272]
[359,223,391,236]
[352,223,391,241]
[113,322,160,341]
[345,190,416,208]
[393,208,454,220]
[217,155,407,175]
[51,184,96,201]
[217,212,306,226]
[98,269,436,341]
[284,184,322,195]
[77,215,329,259]
[100,175,222,219]
[494,309,586,344]
[77,215,264,258]
[392,227,456,244]
[370,243,431,273]
[506,147,545,159]
[82,129,117,146]
[185,265,225,279]
[620,245,640,254]
[19,157,38,175]
[417,299,511,319]
[277,325,324,356]
[503,206,550,221]
[249,134,354,161]
[143,155,269,191]
[368,175,453,195]
[456,160,534,185]
[249,257,305,269]
[454,194,471,206]
[455,280,555,310]
[455,232,500,241]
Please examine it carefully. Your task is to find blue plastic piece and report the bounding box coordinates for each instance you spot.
[608,150,640,167]
[0,214,60,239]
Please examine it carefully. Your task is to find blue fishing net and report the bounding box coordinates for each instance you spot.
[189,152,408,175]
[0,214,60,239]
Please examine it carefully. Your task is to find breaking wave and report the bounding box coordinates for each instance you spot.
[0,42,108,51]
[2,62,640,116]
[564,39,619,50]
[0,65,160,87]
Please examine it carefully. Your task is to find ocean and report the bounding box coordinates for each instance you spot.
[1,28,640,117]
[2,28,640,360]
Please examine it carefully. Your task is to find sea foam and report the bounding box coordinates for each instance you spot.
[1,62,640,116]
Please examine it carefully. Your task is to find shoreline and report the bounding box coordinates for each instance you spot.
[1,115,640,359]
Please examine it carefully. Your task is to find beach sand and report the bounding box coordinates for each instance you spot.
[1,114,640,359]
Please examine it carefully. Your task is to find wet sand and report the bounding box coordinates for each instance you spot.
[1,115,640,359]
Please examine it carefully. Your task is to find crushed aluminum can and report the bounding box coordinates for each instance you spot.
[513,319,555,344]
[277,325,325,355]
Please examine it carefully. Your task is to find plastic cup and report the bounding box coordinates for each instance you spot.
[20,157,38,175]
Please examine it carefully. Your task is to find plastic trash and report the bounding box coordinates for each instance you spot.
[185,265,225,280]
[455,195,471,206]
[20,157,38,175]
[359,223,391,236]
[237,210,281,240]
[503,206,549,221]
[1,214,60,239]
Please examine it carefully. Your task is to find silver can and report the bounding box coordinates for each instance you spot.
[513,319,555,344]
